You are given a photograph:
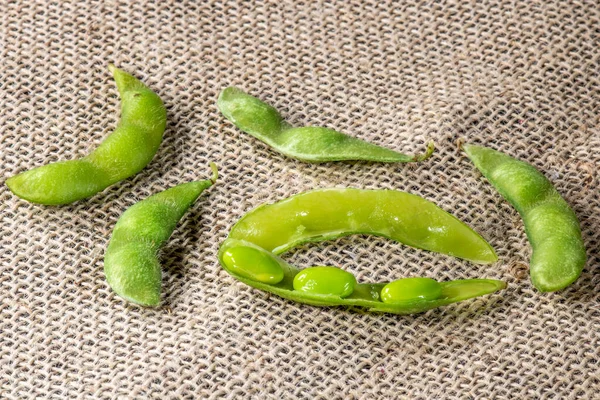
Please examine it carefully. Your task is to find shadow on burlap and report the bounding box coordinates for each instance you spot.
[1,1,599,398]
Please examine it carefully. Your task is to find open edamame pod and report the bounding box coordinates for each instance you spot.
[229,188,497,263]
[104,163,217,306]
[6,65,167,205]
[218,189,505,315]
[463,144,586,292]
[217,87,434,163]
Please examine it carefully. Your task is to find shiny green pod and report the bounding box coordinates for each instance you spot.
[6,65,167,205]
[219,189,505,315]
[229,188,498,264]
[217,87,434,163]
[104,163,217,306]
[463,144,586,292]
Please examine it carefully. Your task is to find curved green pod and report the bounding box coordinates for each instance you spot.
[219,189,505,315]
[6,65,167,205]
[463,144,586,292]
[104,163,217,306]
[217,87,434,163]
[229,188,498,264]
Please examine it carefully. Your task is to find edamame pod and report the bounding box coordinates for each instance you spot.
[463,144,586,292]
[6,65,167,205]
[219,239,505,315]
[104,163,218,306]
[218,189,505,315]
[217,87,434,163]
[229,188,498,264]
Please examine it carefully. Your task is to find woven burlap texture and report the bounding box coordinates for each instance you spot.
[1,1,599,398]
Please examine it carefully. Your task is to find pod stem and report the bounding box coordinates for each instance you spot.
[209,162,219,185]
[412,141,435,162]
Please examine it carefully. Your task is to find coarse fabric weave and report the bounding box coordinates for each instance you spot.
[1,1,599,398]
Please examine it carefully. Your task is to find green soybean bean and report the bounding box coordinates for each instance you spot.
[221,245,285,284]
[104,163,217,306]
[217,87,434,163]
[218,189,506,315]
[293,267,357,298]
[6,65,166,205]
[463,144,586,292]
[380,277,442,304]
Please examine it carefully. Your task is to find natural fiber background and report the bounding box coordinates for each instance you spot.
[1,0,599,398]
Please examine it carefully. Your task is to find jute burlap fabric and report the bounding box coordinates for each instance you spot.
[1,1,599,398]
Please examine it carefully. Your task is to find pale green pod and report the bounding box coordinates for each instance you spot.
[229,188,497,264]
[104,163,217,306]
[217,87,434,163]
[6,65,166,205]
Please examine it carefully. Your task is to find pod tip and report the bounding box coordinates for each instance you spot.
[217,86,245,106]
[412,140,435,162]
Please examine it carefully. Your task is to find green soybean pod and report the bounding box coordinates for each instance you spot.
[217,189,505,315]
[104,163,217,306]
[229,188,497,264]
[6,65,166,205]
[217,87,434,163]
[218,238,506,315]
[463,144,586,292]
